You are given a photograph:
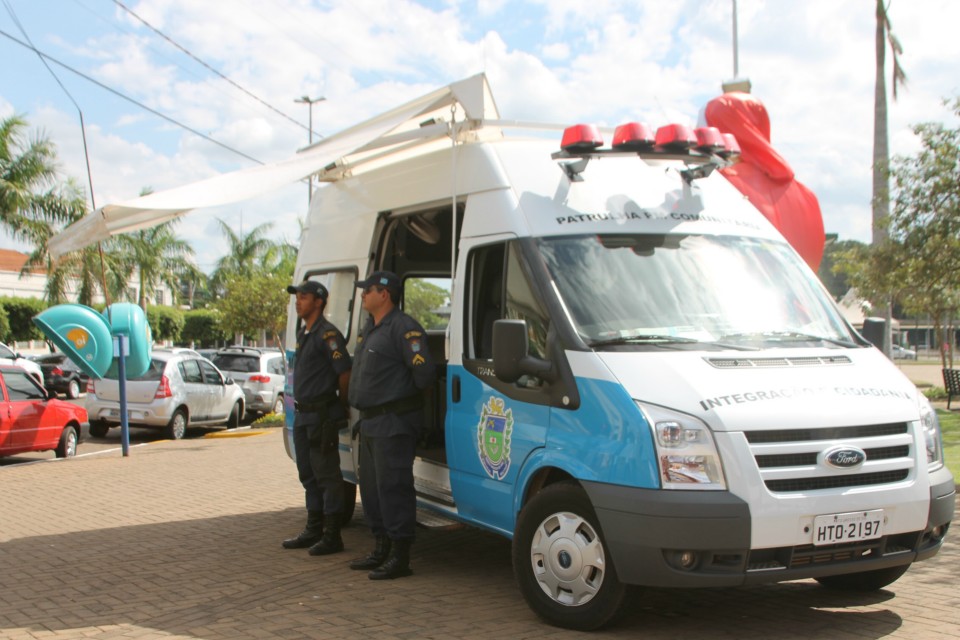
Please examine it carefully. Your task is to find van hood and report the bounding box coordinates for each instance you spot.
[594,348,919,431]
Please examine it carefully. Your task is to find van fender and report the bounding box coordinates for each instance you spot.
[512,447,601,529]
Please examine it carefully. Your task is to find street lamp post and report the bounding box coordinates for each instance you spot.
[294,95,325,203]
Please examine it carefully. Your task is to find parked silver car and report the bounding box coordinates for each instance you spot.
[210,346,286,417]
[85,348,245,439]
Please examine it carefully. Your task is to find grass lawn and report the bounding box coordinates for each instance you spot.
[938,409,960,482]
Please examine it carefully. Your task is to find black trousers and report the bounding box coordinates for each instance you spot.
[293,421,344,516]
[358,431,416,540]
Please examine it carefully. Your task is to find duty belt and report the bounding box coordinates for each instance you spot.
[359,394,423,420]
[294,393,337,413]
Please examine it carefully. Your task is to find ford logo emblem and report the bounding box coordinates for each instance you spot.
[823,446,866,469]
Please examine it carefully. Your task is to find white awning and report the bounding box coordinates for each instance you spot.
[49,74,498,257]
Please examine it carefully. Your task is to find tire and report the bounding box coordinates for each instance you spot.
[227,402,242,429]
[166,409,188,440]
[272,395,284,415]
[512,481,627,631]
[89,421,110,438]
[341,480,357,525]
[66,378,81,400]
[815,564,910,591]
[55,425,78,458]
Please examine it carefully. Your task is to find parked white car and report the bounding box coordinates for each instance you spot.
[0,342,43,383]
[210,346,286,417]
[891,345,918,360]
[85,348,245,439]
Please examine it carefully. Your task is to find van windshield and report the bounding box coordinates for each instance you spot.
[537,234,857,350]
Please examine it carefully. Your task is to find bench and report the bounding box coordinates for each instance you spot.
[944,369,960,410]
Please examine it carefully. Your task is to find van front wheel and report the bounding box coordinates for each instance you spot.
[512,481,626,631]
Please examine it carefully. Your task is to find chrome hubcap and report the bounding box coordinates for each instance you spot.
[529,511,605,606]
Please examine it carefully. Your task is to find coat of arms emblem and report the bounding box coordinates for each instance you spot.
[477,396,513,480]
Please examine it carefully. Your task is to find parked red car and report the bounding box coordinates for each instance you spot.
[0,366,88,458]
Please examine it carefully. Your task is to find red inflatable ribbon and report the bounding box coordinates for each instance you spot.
[704,92,825,270]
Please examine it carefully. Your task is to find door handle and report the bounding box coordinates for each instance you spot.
[452,375,461,403]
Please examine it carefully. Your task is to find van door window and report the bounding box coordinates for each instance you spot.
[467,244,505,360]
[506,242,550,359]
[468,242,549,362]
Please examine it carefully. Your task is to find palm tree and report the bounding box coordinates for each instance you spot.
[873,0,907,244]
[210,218,276,295]
[872,1,908,357]
[116,222,196,311]
[1,114,87,238]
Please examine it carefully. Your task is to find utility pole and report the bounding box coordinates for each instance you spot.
[294,95,325,203]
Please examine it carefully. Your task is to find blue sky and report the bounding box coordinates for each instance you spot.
[1,0,959,273]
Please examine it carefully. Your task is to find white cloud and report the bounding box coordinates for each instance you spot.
[2,0,959,267]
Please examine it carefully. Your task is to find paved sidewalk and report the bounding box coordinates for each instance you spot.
[0,429,957,640]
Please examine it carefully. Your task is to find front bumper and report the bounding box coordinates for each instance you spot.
[583,479,953,589]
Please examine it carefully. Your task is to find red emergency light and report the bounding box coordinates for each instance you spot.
[560,124,603,152]
[655,124,696,150]
[612,122,656,151]
[694,127,725,154]
[720,133,741,158]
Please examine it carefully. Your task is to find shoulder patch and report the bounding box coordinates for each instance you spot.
[322,330,338,339]
[404,330,423,340]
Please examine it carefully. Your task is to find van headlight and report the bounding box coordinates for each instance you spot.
[638,401,726,490]
[919,395,944,471]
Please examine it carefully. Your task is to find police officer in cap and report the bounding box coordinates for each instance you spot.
[348,271,435,579]
[282,280,352,556]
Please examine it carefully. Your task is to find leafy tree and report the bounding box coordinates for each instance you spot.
[818,239,863,300]
[404,279,449,330]
[887,99,960,367]
[215,272,288,346]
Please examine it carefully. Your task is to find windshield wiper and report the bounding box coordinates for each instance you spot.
[588,335,700,348]
[719,331,858,348]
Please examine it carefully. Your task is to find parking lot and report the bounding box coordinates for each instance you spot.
[0,424,958,640]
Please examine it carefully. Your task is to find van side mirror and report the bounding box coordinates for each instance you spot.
[492,320,554,383]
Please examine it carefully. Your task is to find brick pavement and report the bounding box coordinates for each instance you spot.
[0,428,957,640]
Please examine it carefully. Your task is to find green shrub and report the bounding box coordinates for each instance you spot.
[0,297,47,342]
[145,305,185,343]
[923,386,948,401]
[182,309,228,346]
[253,412,285,428]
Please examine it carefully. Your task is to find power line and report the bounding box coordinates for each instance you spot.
[111,0,316,138]
[0,27,265,166]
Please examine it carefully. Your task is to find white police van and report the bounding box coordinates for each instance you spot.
[283,75,955,630]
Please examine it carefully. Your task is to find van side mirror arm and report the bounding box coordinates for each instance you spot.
[492,320,555,383]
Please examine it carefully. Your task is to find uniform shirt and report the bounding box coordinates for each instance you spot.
[349,307,436,437]
[293,317,351,427]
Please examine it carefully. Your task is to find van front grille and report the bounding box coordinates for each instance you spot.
[745,422,915,493]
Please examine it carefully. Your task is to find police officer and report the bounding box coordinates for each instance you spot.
[348,271,435,580]
[282,280,352,556]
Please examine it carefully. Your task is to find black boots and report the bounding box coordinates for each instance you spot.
[368,539,412,580]
[308,513,343,556]
[349,535,391,570]
[282,510,324,549]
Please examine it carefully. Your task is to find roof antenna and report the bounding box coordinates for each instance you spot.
[3,0,111,305]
